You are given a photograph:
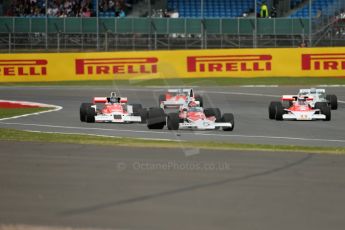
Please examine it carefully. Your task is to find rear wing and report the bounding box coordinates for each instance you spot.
[281,95,313,101]
[281,95,298,101]
[316,89,326,93]
[93,97,108,103]
[299,88,325,95]
[119,97,128,103]
[167,88,194,97]
[93,97,128,104]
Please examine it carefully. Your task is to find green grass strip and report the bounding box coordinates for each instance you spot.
[0,128,344,155]
[0,108,51,119]
[1,77,345,87]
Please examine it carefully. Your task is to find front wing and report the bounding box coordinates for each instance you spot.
[161,100,187,109]
[179,121,232,130]
[282,111,326,121]
[95,113,142,123]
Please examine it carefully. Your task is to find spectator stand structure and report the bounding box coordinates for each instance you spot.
[0,0,344,52]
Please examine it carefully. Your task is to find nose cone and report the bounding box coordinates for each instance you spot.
[188,112,206,121]
[106,104,123,113]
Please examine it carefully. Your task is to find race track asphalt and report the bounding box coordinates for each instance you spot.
[1,85,345,229]
[0,85,344,147]
[1,141,345,230]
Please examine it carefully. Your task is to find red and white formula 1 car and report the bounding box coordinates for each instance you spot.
[146,101,234,131]
[80,92,147,123]
[159,88,203,109]
[269,95,331,121]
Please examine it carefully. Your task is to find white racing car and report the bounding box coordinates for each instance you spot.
[159,88,203,109]
[298,88,338,110]
[80,92,147,123]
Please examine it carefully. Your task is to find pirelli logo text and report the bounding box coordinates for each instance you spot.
[302,53,345,71]
[75,57,158,75]
[187,55,272,73]
[0,60,47,77]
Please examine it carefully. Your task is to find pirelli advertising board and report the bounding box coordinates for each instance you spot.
[0,47,344,82]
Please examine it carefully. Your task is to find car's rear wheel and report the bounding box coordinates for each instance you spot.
[147,108,166,129]
[221,113,234,131]
[130,104,143,115]
[315,102,328,113]
[321,105,331,121]
[204,108,221,122]
[130,104,147,123]
[326,94,338,110]
[167,113,180,130]
[80,103,93,122]
[139,108,148,123]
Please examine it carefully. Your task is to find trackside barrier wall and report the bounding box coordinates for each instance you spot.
[0,47,344,82]
[0,17,310,35]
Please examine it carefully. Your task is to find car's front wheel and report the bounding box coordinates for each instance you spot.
[221,113,234,131]
[86,107,96,123]
[167,113,180,130]
[147,108,166,129]
[326,94,338,110]
[275,103,284,121]
[269,101,279,119]
[80,103,93,122]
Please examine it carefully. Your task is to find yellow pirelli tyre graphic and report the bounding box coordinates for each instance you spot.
[0,47,344,82]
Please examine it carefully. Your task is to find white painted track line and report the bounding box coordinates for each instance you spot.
[1,121,345,144]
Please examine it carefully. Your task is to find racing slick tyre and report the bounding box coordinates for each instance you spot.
[326,94,338,110]
[321,105,331,121]
[221,113,234,131]
[139,108,148,123]
[214,108,221,122]
[147,108,166,129]
[315,102,328,112]
[269,101,280,119]
[158,94,166,107]
[195,95,204,107]
[275,102,284,121]
[80,103,93,122]
[167,113,180,130]
[130,104,143,116]
[85,107,96,123]
[204,108,221,122]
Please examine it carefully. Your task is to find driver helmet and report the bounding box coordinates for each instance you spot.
[310,88,317,94]
[109,92,119,103]
[297,97,307,105]
[188,101,198,107]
